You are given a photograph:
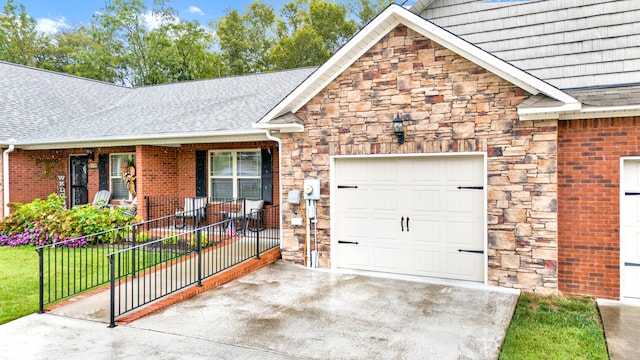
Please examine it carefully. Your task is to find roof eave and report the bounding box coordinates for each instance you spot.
[518,104,640,121]
[14,130,270,150]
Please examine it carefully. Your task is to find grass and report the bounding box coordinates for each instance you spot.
[0,246,39,325]
[0,245,181,325]
[499,292,609,360]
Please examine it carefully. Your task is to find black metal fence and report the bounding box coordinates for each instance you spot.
[107,205,279,327]
[144,196,242,224]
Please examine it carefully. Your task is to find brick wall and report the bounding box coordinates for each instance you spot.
[278,25,559,294]
[558,117,640,299]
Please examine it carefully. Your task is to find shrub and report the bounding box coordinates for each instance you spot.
[0,194,137,247]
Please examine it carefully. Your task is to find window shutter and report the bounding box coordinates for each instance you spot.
[98,154,108,191]
[261,149,273,205]
[196,150,207,198]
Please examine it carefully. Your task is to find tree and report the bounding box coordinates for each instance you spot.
[213,2,278,75]
[348,0,392,27]
[0,0,44,65]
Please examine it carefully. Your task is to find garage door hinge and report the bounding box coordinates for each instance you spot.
[338,240,359,245]
[337,185,358,189]
[625,262,640,267]
[457,186,483,190]
[625,192,640,196]
[458,249,484,254]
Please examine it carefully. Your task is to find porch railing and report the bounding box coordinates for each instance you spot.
[144,196,242,222]
[36,211,221,312]
[107,205,280,327]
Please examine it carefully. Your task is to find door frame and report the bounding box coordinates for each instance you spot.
[69,154,90,207]
[330,152,488,285]
[619,157,640,302]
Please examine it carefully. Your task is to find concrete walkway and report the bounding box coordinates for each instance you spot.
[598,299,640,360]
[1,261,519,359]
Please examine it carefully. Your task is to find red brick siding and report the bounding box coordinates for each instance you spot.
[557,117,640,299]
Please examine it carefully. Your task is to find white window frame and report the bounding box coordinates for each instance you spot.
[209,150,261,200]
[110,153,136,200]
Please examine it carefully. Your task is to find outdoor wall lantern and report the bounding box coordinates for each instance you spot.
[393,113,405,144]
[85,149,95,161]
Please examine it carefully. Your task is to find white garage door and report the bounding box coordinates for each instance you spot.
[622,160,640,299]
[334,155,485,282]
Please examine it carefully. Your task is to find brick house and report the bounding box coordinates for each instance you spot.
[2,2,640,301]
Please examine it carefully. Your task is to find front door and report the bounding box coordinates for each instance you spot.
[622,160,640,298]
[70,156,89,207]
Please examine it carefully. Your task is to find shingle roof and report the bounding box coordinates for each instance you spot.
[3,63,314,147]
[0,61,131,143]
[413,0,640,90]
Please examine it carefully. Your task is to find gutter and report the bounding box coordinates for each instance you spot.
[3,140,16,217]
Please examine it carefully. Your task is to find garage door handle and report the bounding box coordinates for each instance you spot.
[458,249,484,254]
[406,217,410,232]
[401,217,404,232]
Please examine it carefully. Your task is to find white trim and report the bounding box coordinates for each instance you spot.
[258,4,578,129]
[15,130,269,150]
[619,157,640,301]
[520,104,640,121]
[330,152,488,285]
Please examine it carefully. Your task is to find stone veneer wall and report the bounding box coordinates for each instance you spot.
[278,26,558,293]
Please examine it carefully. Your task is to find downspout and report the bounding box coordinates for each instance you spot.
[264,130,285,253]
[3,140,16,217]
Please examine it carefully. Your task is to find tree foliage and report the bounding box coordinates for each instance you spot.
[0,0,396,84]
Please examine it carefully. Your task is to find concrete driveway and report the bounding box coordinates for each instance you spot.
[0,261,518,359]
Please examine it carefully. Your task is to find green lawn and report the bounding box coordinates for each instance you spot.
[499,292,609,359]
[1,245,181,325]
[0,246,39,324]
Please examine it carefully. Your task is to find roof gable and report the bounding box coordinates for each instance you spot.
[257,4,578,127]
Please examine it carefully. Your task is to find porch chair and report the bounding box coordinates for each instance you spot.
[229,199,264,233]
[123,197,137,216]
[174,197,207,229]
[91,190,111,208]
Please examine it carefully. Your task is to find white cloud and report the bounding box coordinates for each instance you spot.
[36,17,70,34]
[141,11,179,31]
[187,6,205,16]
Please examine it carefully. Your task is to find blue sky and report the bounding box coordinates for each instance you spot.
[17,1,299,33]
[17,1,418,34]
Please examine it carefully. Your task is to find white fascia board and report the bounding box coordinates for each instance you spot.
[259,5,579,130]
[558,104,640,120]
[519,104,640,121]
[16,130,269,150]
[253,122,304,133]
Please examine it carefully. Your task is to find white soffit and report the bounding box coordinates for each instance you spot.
[257,4,579,128]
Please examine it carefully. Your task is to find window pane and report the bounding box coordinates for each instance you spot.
[111,179,129,199]
[110,155,131,176]
[211,152,232,176]
[237,152,260,176]
[238,179,261,200]
[211,179,233,199]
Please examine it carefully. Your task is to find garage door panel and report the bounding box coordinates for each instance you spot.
[407,219,441,243]
[622,160,640,298]
[410,190,441,212]
[412,250,443,274]
[446,252,484,281]
[335,155,485,283]
[371,247,400,270]
[372,189,400,211]
[445,190,483,214]
[623,267,640,298]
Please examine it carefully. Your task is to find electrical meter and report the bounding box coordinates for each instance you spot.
[303,179,320,200]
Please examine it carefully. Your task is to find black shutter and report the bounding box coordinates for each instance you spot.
[196,150,207,198]
[261,149,273,205]
[98,154,108,191]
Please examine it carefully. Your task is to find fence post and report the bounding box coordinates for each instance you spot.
[131,225,137,279]
[109,254,116,328]
[38,247,44,314]
[255,210,261,260]
[197,228,202,287]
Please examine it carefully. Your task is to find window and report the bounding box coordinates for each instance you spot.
[210,150,261,200]
[110,153,135,199]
